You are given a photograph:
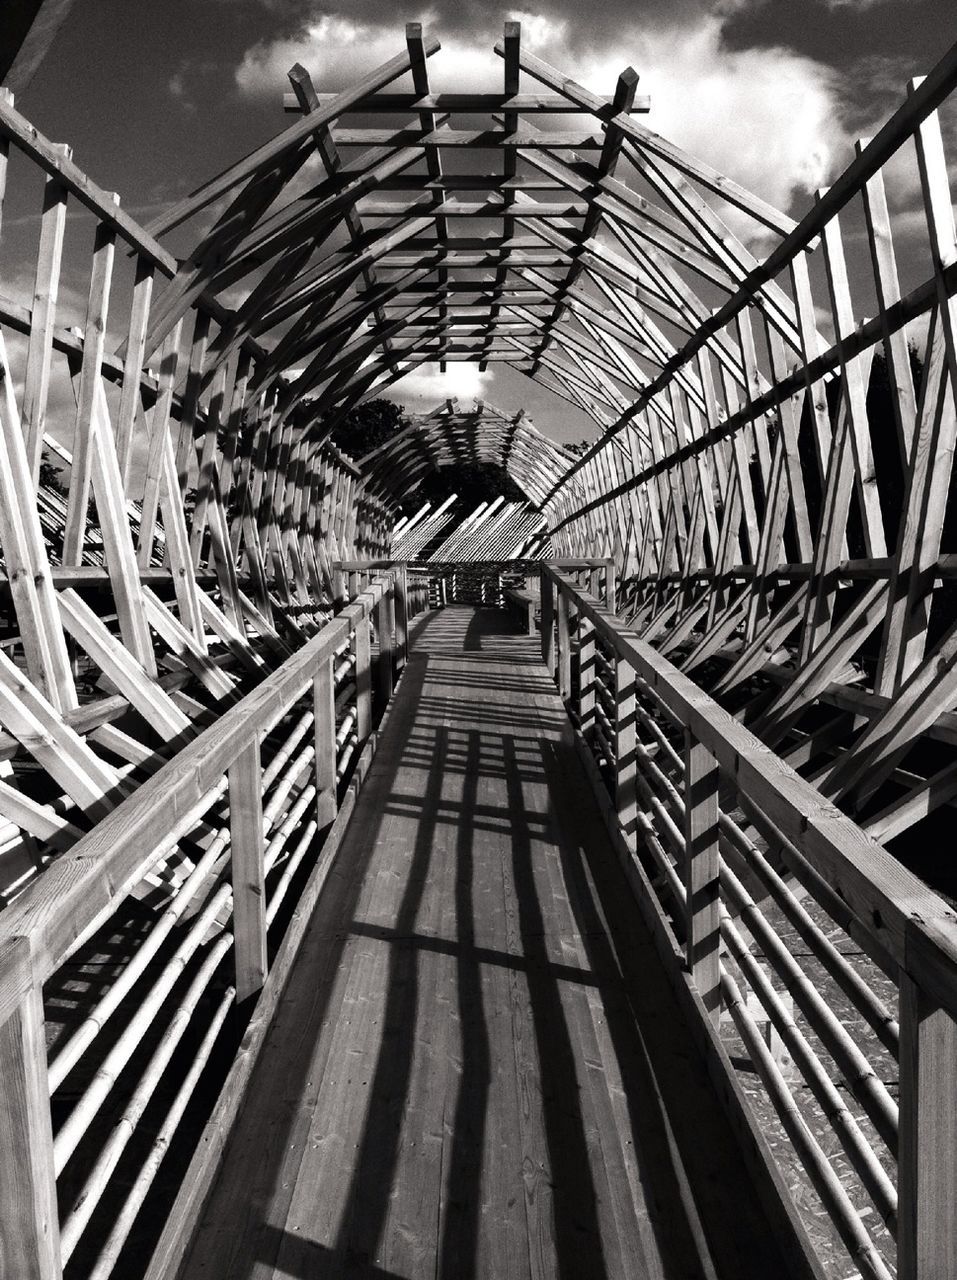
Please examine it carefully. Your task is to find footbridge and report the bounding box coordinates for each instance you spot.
[0,15,956,1280]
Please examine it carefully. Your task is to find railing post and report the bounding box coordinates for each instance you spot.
[376,585,394,709]
[229,735,267,1005]
[394,564,409,671]
[540,571,555,675]
[683,728,722,1026]
[0,969,61,1280]
[579,616,596,742]
[614,658,638,838]
[313,655,337,830]
[604,559,617,613]
[897,966,957,1278]
[557,586,571,701]
[332,564,345,609]
[353,615,372,742]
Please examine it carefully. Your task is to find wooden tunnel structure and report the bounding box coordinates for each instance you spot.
[0,14,957,1280]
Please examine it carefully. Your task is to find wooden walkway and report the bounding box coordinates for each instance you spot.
[179,608,790,1280]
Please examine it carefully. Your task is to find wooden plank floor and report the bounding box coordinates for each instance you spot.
[179,607,791,1280]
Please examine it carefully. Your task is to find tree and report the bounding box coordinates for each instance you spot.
[330,399,409,459]
[38,450,67,495]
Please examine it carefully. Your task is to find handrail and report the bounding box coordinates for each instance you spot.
[0,572,412,1280]
[0,576,392,998]
[541,565,957,1280]
[543,567,957,987]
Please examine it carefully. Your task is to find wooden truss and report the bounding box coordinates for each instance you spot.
[0,20,955,890]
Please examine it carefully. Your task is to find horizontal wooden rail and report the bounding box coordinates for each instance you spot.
[0,573,421,1280]
[541,565,957,1280]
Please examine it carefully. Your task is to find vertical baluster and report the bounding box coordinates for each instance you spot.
[376,585,394,708]
[540,571,555,674]
[0,955,61,1280]
[579,615,596,744]
[683,730,722,1025]
[354,617,372,742]
[604,559,617,613]
[314,656,337,830]
[557,587,571,701]
[229,736,267,1005]
[394,564,409,671]
[614,657,638,838]
[897,965,957,1279]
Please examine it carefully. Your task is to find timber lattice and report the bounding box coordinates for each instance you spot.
[0,15,955,1280]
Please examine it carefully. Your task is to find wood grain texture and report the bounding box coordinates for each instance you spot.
[0,979,61,1279]
[178,607,791,1280]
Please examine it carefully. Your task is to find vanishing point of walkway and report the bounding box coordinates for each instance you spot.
[180,608,789,1279]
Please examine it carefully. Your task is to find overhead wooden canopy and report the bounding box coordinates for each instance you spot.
[359,398,584,510]
[140,20,804,495]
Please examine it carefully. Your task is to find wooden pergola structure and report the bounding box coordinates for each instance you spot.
[1,14,957,1280]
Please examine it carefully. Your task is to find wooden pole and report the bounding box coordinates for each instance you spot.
[683,730,721,1026]
[897,969,957,1278]
[614,657,638,837]
[229,736,267,1004]
[376,586,394,708]
[579,616,596,741]
[0,972,61,1280]
[394,563,409,670]
[313,656,337,830]
[353,618,372,742]
[557,586,571,701]
[540,569,555,672]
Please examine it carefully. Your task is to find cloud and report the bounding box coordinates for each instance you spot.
[168,71,196,113]
[234,8,850,217]
[385,361,494,408]
[567,17,846,211]
[236,13,504,97]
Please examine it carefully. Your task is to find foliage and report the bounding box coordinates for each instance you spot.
[416,461,524,512]
[328,398,526,514]
[329,398,409,459]
[38,451,67,496]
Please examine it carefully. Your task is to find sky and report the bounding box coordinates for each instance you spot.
[8,0,957,445]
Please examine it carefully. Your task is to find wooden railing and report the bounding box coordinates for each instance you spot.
[0,571,420,1280]
[541,565,957,1280]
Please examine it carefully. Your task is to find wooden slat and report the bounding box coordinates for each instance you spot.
[683,732,721,1025]
[229,736,267,1004]
[0,978,61,1280]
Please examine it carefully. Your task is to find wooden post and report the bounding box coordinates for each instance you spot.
[394,564,409,671]
[614,657,638,837]
[897,969,957,1279]
[0,975,61,1280]
[683,730,722,1026]
[313,656,337,830]
[376,587,394,708]
[579,617,596,742]
[557,587,572,702]
[229,736,267,1005]
[540,571,555,674]
[604,560,617,613]
[353,617,372,742]
[331,565,345,611]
